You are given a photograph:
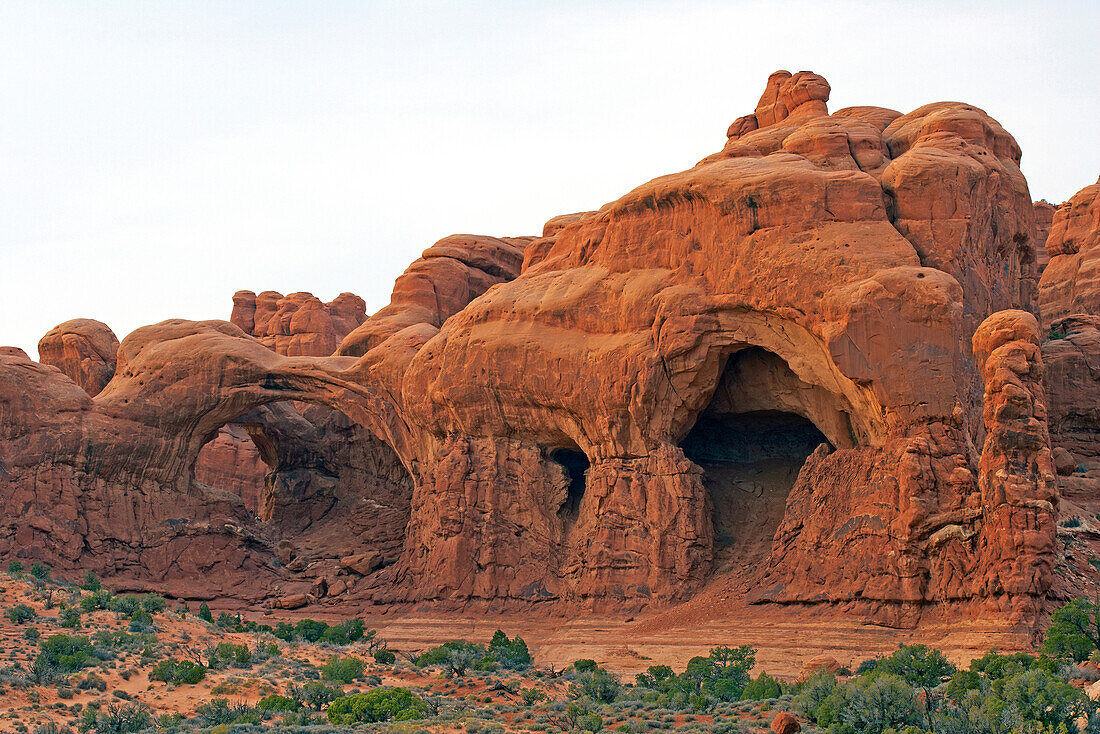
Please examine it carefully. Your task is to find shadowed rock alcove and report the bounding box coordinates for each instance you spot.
[194,401,413,567]
[681,347,834,571]
[550,447,591,527]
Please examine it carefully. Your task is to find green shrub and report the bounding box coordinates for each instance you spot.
[140,594,165,614]
[197,601,213,623]
[572,668,622,703]
[373,648,397,664]
[742,672,781,700]
[1043,598,1100,662]
[574,659,599,672]
[107,595,140,617]
[488,630,532,669]
[207,642,251,669]
[89,702,151,734]
[79,572,101,592]
[33,635,92,683]
[291,681,342,710]
[7,603,36,624]
[322,655,366,683]
[295,618,328,642]
[149,659,206,685]
[322,618,366,645]
[326,688,428,724]
[194,698,235,726]
[257,694,301,712]
[59,606,82,629]
[79,590,113,613]
[7,561,24,575]
[579,713,604,733]
[29,562,50,580]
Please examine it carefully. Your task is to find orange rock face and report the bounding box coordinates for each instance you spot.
[1037,178,1100,531]
[1039,178,1100,324]
[0,71,1075,622]
[37,319,120,396]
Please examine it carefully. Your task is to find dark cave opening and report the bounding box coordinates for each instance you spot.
[551,448,590,525]
[681,346,835,572]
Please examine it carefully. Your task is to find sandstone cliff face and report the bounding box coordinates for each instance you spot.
[1039,178,1100,324]
[1037,179,1100,516]
[37,319,120,396]
[1033,201,1057,274]
[0,71,1068,620]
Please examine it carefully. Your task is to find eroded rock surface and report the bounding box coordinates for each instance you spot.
[0,71,1075,623]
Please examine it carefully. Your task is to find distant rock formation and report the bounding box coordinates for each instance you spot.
[1039,178,1100,324]
[231,290,367,357]
[1038,179,1100,528]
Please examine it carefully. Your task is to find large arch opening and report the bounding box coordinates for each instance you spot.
[679,347,837,573]
[193,401,414,573]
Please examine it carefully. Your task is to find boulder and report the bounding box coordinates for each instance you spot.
[37,318,120,395]
[770,712,800,734]
[1054,447,1077,476]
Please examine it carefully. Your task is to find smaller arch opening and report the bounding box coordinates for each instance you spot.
[192,401,414,572]
[551,448,590,525]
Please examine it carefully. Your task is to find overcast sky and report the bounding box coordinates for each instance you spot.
[2,0,1097,357]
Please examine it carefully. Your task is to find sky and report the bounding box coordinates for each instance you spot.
[1,1,1098,357]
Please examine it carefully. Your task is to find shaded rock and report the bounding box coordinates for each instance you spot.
[798,655,841,681]
[1053,447,1077,476]
[275,594,309,610]
[340,553,383,576]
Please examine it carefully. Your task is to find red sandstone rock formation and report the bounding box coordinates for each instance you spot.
[37,319,119,396]
[337,234,533,357]
[770,712,801,734]
[1037,179,1100,524]
[231,290,367,357]
[1033,200,1057,273]
[1039,178,1100,324]
[197,289,369,507]
[0,71,1070,622]
[192,423,269,513]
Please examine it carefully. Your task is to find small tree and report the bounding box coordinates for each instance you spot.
[197,601,213,623]
[29,561,50,580]
[1043,598,1100,662]
[6,603,36,624]
[322,655,366,683]
[444,646,482,678]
